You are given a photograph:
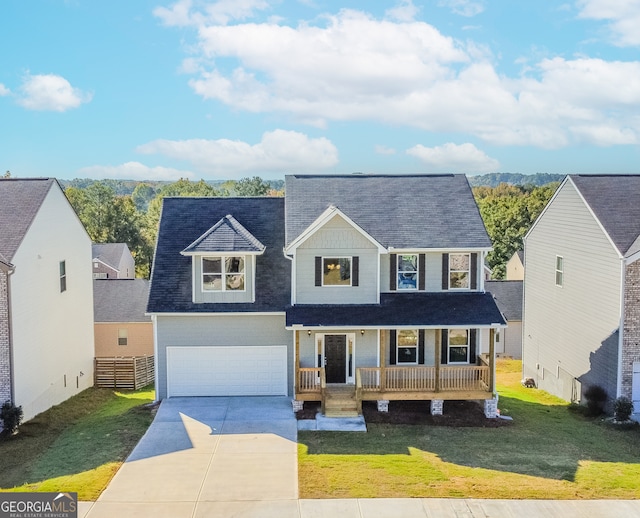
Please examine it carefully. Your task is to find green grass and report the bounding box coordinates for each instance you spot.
[299,360,640,499]
[0,385,155,500]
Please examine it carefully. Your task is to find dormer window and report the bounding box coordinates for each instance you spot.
[202,256,245,292]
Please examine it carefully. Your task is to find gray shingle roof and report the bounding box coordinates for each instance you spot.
[485,280,522,321]
[570,175,640,257]
[148,197,289,313]
[93,279,151,322]
[0,178,55,261]
[286,292,506,327]
[92,243,131,271]
[285,174,491,249]
[182,215,266,254]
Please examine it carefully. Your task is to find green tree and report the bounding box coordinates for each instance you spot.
[234,176,271,196]
[474,183,557,278]
[66,182,152,278]
[132,183,156,212]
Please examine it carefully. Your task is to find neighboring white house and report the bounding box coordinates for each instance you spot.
[92,243,135,279]
[0,178,94,421]
[523,174,640,408]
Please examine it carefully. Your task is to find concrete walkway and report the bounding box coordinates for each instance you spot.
[79,396,640,517]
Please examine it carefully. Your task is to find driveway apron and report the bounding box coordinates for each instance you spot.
[86,396,299,518]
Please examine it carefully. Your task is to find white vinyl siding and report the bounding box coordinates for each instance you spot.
[523,180,622,401]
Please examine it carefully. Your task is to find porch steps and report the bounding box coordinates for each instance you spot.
[324,385,359,418]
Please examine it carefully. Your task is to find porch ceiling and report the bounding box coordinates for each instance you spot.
[286,292,506,328]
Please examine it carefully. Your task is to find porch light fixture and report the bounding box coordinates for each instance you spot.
[361,329,365,335]
[308,330,312,336]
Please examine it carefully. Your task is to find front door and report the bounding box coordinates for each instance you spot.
[325,334,347,383]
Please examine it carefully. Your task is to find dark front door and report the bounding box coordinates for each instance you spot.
[325,334,347,383]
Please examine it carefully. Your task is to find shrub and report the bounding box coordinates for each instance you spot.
[0,400,23,437]
[613,397,634,422]
[584,385,608,416]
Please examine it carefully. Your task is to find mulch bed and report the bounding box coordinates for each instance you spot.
[296,400,511,428]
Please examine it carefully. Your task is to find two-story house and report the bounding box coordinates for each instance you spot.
[0,178,94,422]
[92,243,135,279]
[523,175,640,410]
[148,174,505,417]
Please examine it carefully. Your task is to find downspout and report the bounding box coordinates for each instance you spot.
[6,265,15,404]
[617,256,626,399]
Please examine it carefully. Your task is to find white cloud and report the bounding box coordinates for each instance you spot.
[136,130,338,176]
[437,0,486,17]
[78,162,195,181]
[0,84,10,96]
[154,0,270,27]
[375,145,396,155]
[385,0,419,22]
[17,74,92,111]
[162,5,640,149]
[577,0,640,47]
[407,142,499,173]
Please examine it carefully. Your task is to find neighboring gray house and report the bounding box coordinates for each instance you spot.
[92,243,135,279]
[523,175,640,409]
[486,280,523,359]
[148,174,505,417]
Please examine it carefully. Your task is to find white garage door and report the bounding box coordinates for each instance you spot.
[167,346,288,397]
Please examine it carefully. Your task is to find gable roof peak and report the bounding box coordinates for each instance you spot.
[181,213,266,254]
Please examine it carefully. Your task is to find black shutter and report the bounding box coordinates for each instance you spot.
[352,256,359,286]
[442,253,449,290]
[315,256,322,286]
[441,329,448,365]
[469,329,477,364]
[470,253,478,290]
[389,254,397,291]
[389,330,397,365]
[418,254,426,291]
[418,329,425,364]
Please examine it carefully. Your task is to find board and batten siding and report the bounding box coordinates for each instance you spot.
[295,215,379,304]
[523,179,622,402]
[154,314,292,399]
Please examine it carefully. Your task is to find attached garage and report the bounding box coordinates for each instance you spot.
[166,345,288,397]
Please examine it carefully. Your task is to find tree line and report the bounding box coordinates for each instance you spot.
[65,176,557,280]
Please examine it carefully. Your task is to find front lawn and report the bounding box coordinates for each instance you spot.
[298,360,640,499]
[0,386,155,500]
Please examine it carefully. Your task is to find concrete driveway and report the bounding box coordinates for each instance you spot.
[84,396,298,518]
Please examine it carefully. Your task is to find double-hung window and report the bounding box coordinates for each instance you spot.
[397,329,418,364]
[449,253,470,289]
[555,256,563,287]
[397,254,418,290]
[202,256,245,291]
[59,260,67,293]
[323,257,351,286]
[448,329,469,364]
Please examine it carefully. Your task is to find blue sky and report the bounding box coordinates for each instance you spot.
[2,0,640,181]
